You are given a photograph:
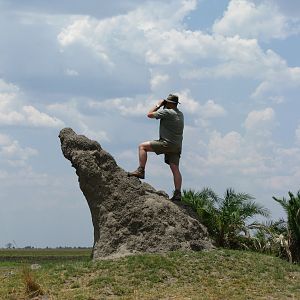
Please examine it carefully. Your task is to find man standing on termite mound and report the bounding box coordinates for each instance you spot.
[128,94,184,201]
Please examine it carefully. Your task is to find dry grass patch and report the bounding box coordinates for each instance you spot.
[22,266,44,298]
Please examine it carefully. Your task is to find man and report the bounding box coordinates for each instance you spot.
[128,94,184,201]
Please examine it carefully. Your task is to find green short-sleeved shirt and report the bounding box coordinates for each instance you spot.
[153,108,184,148]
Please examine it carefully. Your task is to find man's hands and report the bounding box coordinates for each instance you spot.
[157,99,165,108]
[147,99,165,118]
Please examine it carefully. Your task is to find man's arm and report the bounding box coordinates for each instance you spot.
[147,99,165,118]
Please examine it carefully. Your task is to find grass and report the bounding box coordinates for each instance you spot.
[22,266,44,298]
[0,248,299,299]
[0,248,91,262]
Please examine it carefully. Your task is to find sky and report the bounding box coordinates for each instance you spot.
[1,0,300,248]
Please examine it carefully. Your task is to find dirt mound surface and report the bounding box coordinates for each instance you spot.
[59,128,213,259]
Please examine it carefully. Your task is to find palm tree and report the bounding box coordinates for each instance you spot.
[250,219,292,261]
[182,188,269,248]
[273,191,300,262]
[217,188,269,248]
[182,188,219,243]
[182,188,219,235]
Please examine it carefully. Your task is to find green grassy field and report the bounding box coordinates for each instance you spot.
[0,248,299,299]
[0,248,92,262]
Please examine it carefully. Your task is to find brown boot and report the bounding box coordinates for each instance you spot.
[170,189,181,201]
[128,166,145,179]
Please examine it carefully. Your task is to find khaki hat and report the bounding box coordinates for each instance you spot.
[165,94,180,104]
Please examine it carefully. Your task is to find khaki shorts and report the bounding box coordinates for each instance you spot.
[150,139,181,166]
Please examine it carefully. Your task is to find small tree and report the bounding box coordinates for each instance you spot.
[5,242,13,249]
[182,188,219,235]
[250,219,292,261]
[182,188,269,249]
[273,191,300,262]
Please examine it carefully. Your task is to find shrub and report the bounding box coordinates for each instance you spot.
[248,219,292,261]
[272,191,300,262]
[182,188,269,249]
[22,266,44,298]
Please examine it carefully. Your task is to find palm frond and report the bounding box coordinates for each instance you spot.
[272,191,300,262]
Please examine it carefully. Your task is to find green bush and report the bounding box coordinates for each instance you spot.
[248,219,291,260]
[182,188,269,249]
[272,191,300,262]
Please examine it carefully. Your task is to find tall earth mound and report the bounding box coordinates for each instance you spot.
[59,128,213,259]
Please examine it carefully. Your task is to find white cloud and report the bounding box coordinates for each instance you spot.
[87,90,226,125]
[0,134,38,167]
[55,0,300,106]
[177,90,200,113]
[201,100,227,119]
[80,124,109,143]
[262,0,300,19]
[174,32,299,103]
[183,128,274,180]
[150,73,170,91]
[182,123,300,198]
[88,96,153,117]
[204,130,270,176]
[251,66,300,99]
[0,79,19,93]
[58,17,87,46]
[23,106,64,127]
[0,78,65,128]
[65,68,79,76]
[182,45,286,82]
[213,0,297,41]
[47,101,109,141]
[207,131,243,164]
[178,89,226,119]
[182,103,300,195]
[0,165,53,188]
[180,36,286,78]
[244,107,275,131]
[264,170,300,192]
[172,32,299,103]
[57,0,198,66]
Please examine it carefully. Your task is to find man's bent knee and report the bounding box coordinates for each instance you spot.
[139,142,154,152]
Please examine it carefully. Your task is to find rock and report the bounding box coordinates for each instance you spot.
[59,128,214,259]
[31,296,49,300]
[4,270,15,278]
[30,264,41,270]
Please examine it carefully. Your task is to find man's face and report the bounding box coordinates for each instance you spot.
[165,102,176,109]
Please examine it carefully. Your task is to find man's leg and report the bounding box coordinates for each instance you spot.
[139,141,154,168]
[128,141,154,179]
[169,163,182,191]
